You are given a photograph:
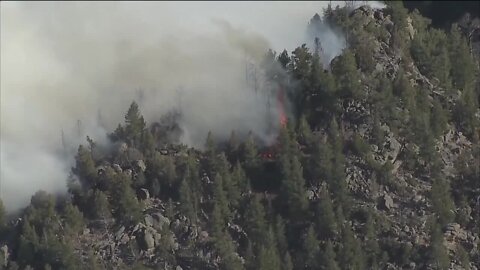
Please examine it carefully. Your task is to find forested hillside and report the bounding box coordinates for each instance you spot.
[0,2,479,270]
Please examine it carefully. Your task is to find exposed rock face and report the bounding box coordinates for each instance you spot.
[139,189,150,201]
[142,229,155,251]
[0,245,9,267]
[381,193,395,210]
[136,160,146,172]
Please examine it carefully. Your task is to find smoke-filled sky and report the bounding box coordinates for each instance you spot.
[0,1,384,211]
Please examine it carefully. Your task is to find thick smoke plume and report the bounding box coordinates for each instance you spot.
[0,1,384,211]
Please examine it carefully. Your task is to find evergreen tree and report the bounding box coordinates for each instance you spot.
[281,156,308,219]
[179,177,197,224]
[274,215,288,256]
[91,190,111,221]
[62,201,85,235]
[124,101,146,147]
[244,195,267,248]
[449,24,477,91]
[316,188,338,239]
[312,137,333,185]
[331,49,362,100]
[429,222,450,270]
[364,212,381,269]
[340,223,366,270]
[431,176,455,227]
[278,49,290,69]
[297,114,314,146]
[302,225,321,270]
[283,251,294,270]
[322,240,341,270]
[430,98,449,138]
[232,161,250,196]
[242,132,259,169]
[227,130,240,163]
[212,173,231,224]
[110,173,142,224]
[257,228,281,270]
[73,145,97,188]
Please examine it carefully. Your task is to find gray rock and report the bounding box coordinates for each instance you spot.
[153,233,162,246]
[1,245,9,267]
[116,142,128,154]
[306,189,315,200]
[120,234,130,245]
[382,194,395,210]
[115,226,125,241]
[136,160,146,172]
[152,213,170,230]
[127,148,143,162]
[113,163,122,173]
[199,231,209,242]
[144,214,154,227]
[139,188,150,200]
[143,230,155,250]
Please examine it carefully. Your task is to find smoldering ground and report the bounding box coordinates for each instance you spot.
[0,1,384,211]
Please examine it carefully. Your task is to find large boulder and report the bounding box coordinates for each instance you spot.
[380,193,395,210]
[136,160,147,172]
[152,213,171,230]
[138,188,150,201]
[142,229,155,251]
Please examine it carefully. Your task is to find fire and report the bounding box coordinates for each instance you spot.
[260,85,287,161]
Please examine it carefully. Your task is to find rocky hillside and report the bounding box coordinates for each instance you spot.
[0,3,479,270]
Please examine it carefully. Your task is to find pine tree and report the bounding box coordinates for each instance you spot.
[124,101,146,147]
[340,223,366,270]
[212,173,231,224]
[278,49,290,69]
[430,98,449,138]
[322,240,341,270]
[218,233,245,270]
[281,156,308,219]
[316,188,338,239]
[283,252,294,270]
[429,222,450,270]
[232,161,250,196]
[217,154,241,209]
[297,114,314,146]
[431,176,455,227]
[73,145,97,188]
[245,195,267,248]
[179,177,197,224]
[257,228,281,270]
[243,132,258,169]
[62,201,85,235]
[90,190,110,219]
[331,49,362,100]
[364,212,380,269]
[274,215,288,256]
[302,225,321,270]
[110,173,142,224]
[312,137,333,184]
[227,130,240,163]
[449,24,477,91]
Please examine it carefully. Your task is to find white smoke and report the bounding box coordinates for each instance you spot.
[0,1,384,211]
